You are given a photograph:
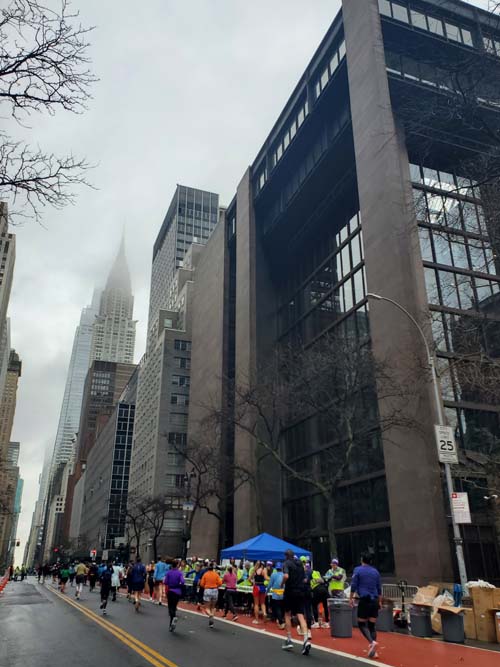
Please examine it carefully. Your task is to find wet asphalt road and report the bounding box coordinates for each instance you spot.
[0,578,373,667]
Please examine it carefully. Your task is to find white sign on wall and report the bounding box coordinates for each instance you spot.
[434,425,459,464]
[452,492,471,524]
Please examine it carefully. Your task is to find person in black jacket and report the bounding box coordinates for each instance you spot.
[99,562,114,615]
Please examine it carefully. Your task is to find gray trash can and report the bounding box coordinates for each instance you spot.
[439,610,465,644]
[376,602,394,632]
[410,604,433,638]
[328,599,353,638]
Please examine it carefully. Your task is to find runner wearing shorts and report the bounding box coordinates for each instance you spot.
[74,560,88,600]
[281,549,311,655]
[350,553,382,659]
[200,562,222,628]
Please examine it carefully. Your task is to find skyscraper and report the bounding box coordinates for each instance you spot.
[0,350,22,459]
[187,0,500,582]
[0,203,15,403]
[91,237,136,365]
[128,187,219,558]
[49,292,100,475]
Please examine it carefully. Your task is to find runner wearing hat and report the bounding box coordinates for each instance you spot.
[324,558,346,598]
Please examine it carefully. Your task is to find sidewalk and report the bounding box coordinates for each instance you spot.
[171,600,499,667]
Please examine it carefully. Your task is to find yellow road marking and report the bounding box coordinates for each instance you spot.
[50,588,178,667]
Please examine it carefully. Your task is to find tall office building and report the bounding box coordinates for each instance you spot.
[91,238,136,364]
[0,350,22,459]
[188,0,500,582]
[49,292,100,475]
[0,203,15,403]
[78,368,138,555]
[128,187,219,558]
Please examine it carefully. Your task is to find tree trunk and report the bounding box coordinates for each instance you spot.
[152,536,158,562]
[327,495,338,558]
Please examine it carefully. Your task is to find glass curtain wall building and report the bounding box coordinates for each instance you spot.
[187,0,500,581]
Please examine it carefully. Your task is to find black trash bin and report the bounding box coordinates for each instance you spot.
[376,601,394,632]
[439,609,465,644]
[410,604,433,638]
[328,599,353,638]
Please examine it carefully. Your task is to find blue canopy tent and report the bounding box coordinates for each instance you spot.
[220,532,311,562]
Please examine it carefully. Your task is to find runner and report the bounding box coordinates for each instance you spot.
[99,562,114,615]
[68,563,76,588]
[221,565,238,621]
[126,561,134,601]
[59,563,70,593]
[88,562,98,592]
[250,560,267,624]
[130,557,147,612]
[164,559,185,632]
[199,562,222,628]
[111,561,123,602]
[153,557,168,605]
[74,559,88,600]
[267,562,285,628]
[146,561,155,601]
[281,549,311,655]
[350,553,382,659]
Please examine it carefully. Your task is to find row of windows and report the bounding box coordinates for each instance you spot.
[167,432,187,446]
[425,266,500,311]
[314,39,346,100]
[174,339,191,351]
[166,473,185,489]
[418,226,496,276]
[413,189,488,237]
[175,356,190,370]
[171,393,189,406]
[270,99,309,171]
[483,36,500,58]
[431,309,500,358]
[379,0,473,47]
[172,374,190,387]
[386,53,497,108]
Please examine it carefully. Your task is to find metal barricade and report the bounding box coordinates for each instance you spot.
[382,583,418,607]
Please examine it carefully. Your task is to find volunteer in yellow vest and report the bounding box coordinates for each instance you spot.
[310,568,330,627]
[324,558,346,598]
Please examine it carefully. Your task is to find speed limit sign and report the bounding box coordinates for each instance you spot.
[434,425,458,464]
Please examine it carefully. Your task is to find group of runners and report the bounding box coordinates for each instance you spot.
[36,550,381,658]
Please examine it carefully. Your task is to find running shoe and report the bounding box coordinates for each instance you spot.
[368,641,378,658]
[281,639,293,651]
[232,615,238,621]
[100,602,104,609]
[311,622,320,629]
[209,616,214,628]
[302,639,312,656]
[171,617,178,632]
[102,609,107,616]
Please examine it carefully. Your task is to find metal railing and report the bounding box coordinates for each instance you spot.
[382,583,419,607]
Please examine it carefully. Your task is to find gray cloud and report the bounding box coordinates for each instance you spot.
[10,0,490,561]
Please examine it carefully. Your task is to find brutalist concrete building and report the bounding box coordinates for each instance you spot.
[188,0,500,582]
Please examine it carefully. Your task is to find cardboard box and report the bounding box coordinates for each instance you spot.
[413,585,439,606]
[463,608,477,641]
[470,587,496,643]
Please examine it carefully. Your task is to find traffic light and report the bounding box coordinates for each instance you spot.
[53,547,59,553]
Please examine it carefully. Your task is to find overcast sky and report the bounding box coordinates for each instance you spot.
[9,0,490,562]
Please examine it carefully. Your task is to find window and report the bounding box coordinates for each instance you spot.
[174,339,191,351]
[168,432,187,446]
[172,374,190,387]
[427,16,443,36]
[392,3,408,23]
[410,10,427,30]
[378,0,391,16]
[171,393,189,407]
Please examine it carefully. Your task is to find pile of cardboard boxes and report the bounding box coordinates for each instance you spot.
[412,583,500,643]
[468,585,500,643]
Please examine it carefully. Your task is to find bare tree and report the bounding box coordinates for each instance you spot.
[169,431,254,555]
[0,0,97,222]
[207,332,419,555]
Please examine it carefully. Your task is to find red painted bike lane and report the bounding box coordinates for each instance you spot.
[174,600,500,667]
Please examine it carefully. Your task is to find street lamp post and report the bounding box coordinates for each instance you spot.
[182,470,196,560]
[367,292,468,588]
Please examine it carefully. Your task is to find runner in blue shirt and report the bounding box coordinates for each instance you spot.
[350,553,382,659]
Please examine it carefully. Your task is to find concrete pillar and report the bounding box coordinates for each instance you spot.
[342,0,453,581]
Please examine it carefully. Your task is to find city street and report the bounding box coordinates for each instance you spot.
[1,579,372,667]
[1,579,500,667]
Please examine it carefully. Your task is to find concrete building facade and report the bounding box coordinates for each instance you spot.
[129,186,220,558]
